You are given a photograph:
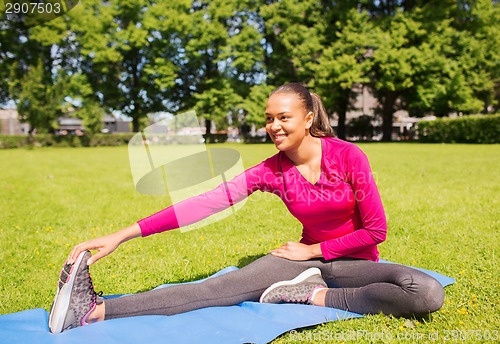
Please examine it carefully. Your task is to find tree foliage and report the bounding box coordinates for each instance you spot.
[313,9,375,139]
[1,0,498,141]
[8,60,65,134]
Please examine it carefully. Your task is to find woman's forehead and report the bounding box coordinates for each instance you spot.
[266,93,303,113]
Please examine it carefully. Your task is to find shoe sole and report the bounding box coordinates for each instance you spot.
[48,251,88,334]
[259,267,321,303]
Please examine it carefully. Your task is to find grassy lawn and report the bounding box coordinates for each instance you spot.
[0,143,498,342]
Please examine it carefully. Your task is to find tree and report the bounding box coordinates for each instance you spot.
[367,12,425,141]
[240,83,275,127]
[77,101,105,136]
[66,0,182,132]
[456,0,499,113]
[0,9,46,106]
[366,1,499,140]
[0,9,20,105]
[8,60,65,134]
[404,20,484,117]
[220,0,266,93]
[194,79,243,130]
[63,73,105,136]
[259,0,324,85]
[8,12,111,136]
[3,0,497,141]
[187,0,265,132]
[313,9,374,140]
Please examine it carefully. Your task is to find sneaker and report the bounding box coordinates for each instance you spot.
[259,267,327,305]
[49,250,102,334]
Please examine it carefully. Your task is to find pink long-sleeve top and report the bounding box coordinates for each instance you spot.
[138,137,387,261]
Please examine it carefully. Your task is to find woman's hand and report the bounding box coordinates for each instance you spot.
[67,223,142,265]
[68,233,121,265]
[270,242,323,261]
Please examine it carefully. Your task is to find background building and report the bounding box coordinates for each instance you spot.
[0,109,131,135]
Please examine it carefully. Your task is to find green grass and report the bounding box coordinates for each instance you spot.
[0,143,498,342]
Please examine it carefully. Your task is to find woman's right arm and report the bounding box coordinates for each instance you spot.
[138,163,265,237]
[66,173,251,266]
[67,223,142,265]
[67,161,269,265]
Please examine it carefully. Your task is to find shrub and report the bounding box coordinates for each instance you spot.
[347,115,375,141]
[87,133,135,147]
[417,114,500,143]
[0,135,28,148]
[203,133,228,143]
[0,133,136,149]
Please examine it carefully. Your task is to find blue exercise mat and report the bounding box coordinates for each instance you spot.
[0,263,455,344]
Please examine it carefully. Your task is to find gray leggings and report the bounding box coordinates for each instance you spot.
[104,254,444,319]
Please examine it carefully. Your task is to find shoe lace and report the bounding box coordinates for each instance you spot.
[87,273,104,305]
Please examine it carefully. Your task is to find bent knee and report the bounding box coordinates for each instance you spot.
[414,277,445,315]
[425,278,445,312]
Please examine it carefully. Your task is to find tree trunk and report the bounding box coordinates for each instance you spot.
[130,47,142,133]
[381,110,393,142]
[335,89,350,140]
[132,117,140,132]
[205,118,212,135]
[337,109,346,140]
[381,91,397,142]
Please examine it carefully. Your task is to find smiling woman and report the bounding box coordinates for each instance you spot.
[48,83,445,334]
[265,83,334,146]
[265,84,333,185]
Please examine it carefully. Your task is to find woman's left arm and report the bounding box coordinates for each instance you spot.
[319,145,387,260]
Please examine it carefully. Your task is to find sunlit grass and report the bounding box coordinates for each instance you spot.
[0,143,498,342]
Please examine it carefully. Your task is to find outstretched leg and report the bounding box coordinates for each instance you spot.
[51,251,444,332]
[104,254,310,319]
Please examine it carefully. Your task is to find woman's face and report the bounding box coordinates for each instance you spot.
[265,92,313,151]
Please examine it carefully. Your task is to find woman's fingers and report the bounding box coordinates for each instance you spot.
[271,242,292,253]
[271,245,288,257]
[67,234,120,265]
[67,240,100,264]
[67,246,85,265]
[67,245,82,264]
[87,248,109,265]
[270,242,311,261]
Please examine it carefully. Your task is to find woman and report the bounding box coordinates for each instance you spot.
[49,83,444,334]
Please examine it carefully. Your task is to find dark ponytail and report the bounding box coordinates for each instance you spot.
[270,83,335,138]
[309,92,335,138]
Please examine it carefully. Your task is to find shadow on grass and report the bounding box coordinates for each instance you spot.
[237,253,266,268]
